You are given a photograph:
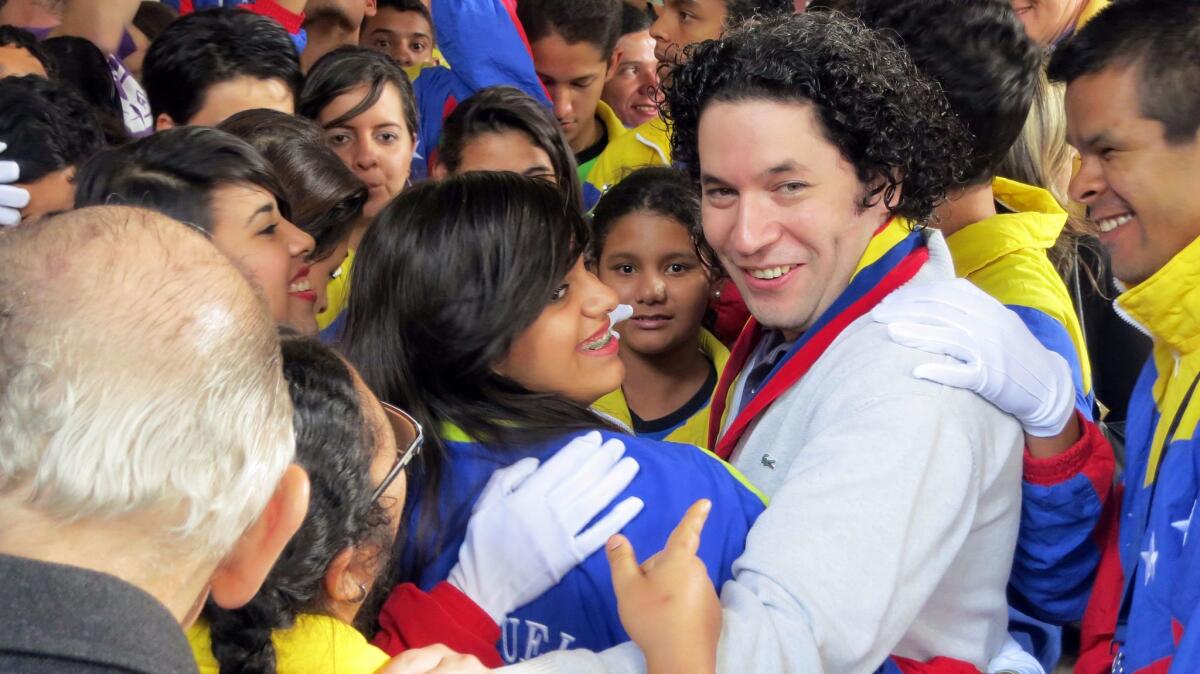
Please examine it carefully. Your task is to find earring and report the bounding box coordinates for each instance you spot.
[351,583,367,603]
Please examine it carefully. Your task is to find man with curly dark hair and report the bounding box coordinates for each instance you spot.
[507,12,1038,674]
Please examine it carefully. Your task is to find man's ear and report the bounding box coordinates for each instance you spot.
[154,113,177,132]
[208,464,310,609]
[431,161,449,180]
[364,0,378,18]
[604,48,622,84]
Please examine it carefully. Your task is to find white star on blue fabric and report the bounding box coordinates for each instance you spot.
[1141,531,1159,586]
[1172,500,1196,546]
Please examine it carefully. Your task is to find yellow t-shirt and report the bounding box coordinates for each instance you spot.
[188,613,390,674]
[317,247,355,331]
[592,328,730,450]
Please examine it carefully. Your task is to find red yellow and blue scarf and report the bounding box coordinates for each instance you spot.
[708,218,929,458]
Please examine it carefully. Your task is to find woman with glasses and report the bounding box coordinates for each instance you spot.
[188,330,433,673]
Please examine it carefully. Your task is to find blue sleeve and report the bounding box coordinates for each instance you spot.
[432,0,548,107]
[1010,471,1106,623]
[1007,304,1094,419]
[411,0,551,180]
[1006,361,1143,624]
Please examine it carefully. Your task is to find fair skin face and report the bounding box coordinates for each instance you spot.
[308,239,351,319]
[209,184,316,325]
[495,258,625,405]
[362,7,436,69]
[1066,64,1200,286]
[1010,0,1087,46]
[323,368,408,625]
[319,83,415,221]
[699,100,889,340]
[155,76,296,130]
[530,31,619,154]
[0,44,47,78]
[602,30,660,128]
[650,0,726,64]
[597,210,713,420]
[17,167,74,224]
[434,130,557,184]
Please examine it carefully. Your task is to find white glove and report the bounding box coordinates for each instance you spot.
[0,143,32,227]
[448,431,645,624]
[870,278,1075,437]
[986,636,1045,674]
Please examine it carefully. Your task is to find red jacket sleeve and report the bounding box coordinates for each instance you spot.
[372,581,503,668]
[1075,482,1125,674]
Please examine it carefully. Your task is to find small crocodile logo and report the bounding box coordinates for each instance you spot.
[761,454,776,470]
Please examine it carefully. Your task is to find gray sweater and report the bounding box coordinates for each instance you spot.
[505,232,1024,674]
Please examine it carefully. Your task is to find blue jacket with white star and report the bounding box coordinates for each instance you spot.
[1075,235,1200,674]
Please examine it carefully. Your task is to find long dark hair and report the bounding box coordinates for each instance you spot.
[204,330,392,674]
[298,46,418,139]
[438,85,583,210]
[219,109,367,262]
[340,173,614,564]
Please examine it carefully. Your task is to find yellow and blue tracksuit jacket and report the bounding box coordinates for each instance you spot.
[577,102,630,211]
[945,178,1097,668]
[591,328,729,450]
[398,426,764,664]
[1089,234,1200,673]
[581,117,671,210]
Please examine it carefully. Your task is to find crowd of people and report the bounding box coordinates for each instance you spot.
[0,0,1197,673]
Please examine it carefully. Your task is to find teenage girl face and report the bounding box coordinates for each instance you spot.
[597,210,712,358]
[209,183,316,326]
[440,129,558,185]
[494,257,625,405]
[319,83,415,219]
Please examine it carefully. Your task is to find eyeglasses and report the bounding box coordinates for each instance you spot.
[371,401,424,503]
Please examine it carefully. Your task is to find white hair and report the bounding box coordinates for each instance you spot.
[0,207,294,558]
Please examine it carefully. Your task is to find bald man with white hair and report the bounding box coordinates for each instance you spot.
[0,206,309,673]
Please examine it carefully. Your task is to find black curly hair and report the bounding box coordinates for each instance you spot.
[725,0,795,26]
[663,13,973,224]
[590,165,720,277]
[203,330,393,674]
[857,0,1040,185]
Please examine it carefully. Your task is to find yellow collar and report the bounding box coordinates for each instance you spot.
[596,100,630,137]
[1077,0,1109,29]
[944,178,1067,277]
[850,216,916,280]
[1117,234,1200,357]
